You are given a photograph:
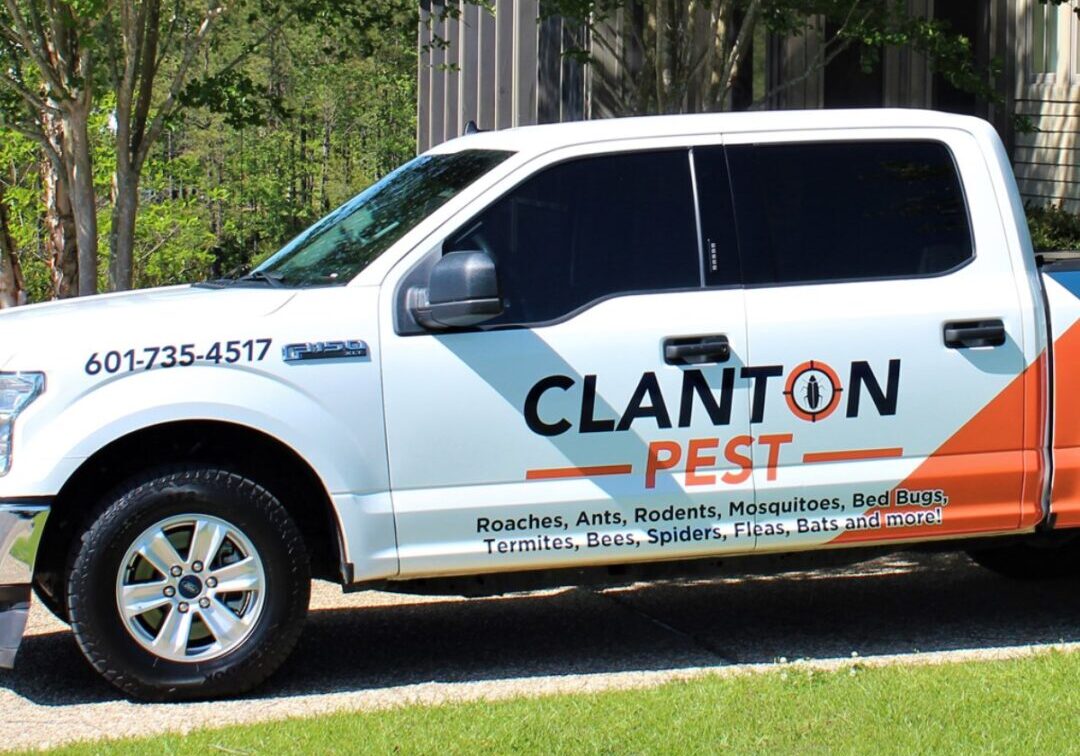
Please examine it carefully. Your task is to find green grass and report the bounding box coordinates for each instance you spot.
[34,650,1080,755]
[9,520,41,566]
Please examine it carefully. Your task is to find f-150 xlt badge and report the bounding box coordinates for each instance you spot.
[282,340,368,363]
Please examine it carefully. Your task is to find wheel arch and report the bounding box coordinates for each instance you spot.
[33,420,346,619]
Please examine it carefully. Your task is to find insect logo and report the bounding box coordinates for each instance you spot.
[783,361,843,422]
[805,376,822,409]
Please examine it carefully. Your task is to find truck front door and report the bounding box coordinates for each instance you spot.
[379,146,758,577]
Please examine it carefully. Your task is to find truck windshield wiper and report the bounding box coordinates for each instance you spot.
[234,270,286,288]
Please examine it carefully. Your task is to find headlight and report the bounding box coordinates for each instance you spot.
[0,372,45,476]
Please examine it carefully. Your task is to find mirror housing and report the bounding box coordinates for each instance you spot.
[409,250,503,329]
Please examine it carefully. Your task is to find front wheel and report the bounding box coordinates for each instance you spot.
[66,467,310,701]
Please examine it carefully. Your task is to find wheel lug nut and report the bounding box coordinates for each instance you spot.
[178,602,189,613]
[199,598,210,609]
[206,577,218,588]
[192,561,203,573]
[170,566,183,577]
[163,586,176,598]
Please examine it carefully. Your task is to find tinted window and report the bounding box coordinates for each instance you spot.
[726,141,973,286]
[446,150,701,325]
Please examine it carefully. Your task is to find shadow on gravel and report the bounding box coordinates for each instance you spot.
[5,551,1080,706]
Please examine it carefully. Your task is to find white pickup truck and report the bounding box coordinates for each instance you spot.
[1,109,1078,700]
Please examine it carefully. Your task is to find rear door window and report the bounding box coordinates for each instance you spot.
[724,140,973,286]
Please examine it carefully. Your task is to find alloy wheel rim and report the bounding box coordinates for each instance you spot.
[115,513,266,663]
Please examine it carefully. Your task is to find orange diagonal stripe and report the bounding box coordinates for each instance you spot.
[802,447,904,463]
[526,464,633,480]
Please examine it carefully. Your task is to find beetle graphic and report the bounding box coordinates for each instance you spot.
[804,375,822,410]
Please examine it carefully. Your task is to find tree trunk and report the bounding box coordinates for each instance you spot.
[61,103,99,296]
[0,184,26,308]
[288,129,297,227]
[42,154,78,299]
[42,110,78,299]
[321,115,331,213]
[299,116,311,210]
[109,166,139,291]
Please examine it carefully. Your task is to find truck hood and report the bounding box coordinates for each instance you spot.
[0,285,296,369]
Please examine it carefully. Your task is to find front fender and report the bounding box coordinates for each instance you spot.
[1,363,389,500]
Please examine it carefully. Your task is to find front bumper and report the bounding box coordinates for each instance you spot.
[0,501,48,668]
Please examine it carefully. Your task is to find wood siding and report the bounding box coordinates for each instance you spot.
[417,1,586,152]
[1014,0,1080,212]
[418,0,1076,215]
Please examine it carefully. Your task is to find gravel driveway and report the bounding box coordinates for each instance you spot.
[3,551,1080,751]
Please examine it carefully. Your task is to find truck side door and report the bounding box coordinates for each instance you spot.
[709,132,1033,550]
[378,146,757,577]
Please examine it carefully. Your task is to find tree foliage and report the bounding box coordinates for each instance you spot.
[0,0,1010,306]
[0,0,416,300]
[0,0,417,304]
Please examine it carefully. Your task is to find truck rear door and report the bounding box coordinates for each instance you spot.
[711,131,1033,549]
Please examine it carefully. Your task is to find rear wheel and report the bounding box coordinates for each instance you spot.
[66,467,310,701]
[967,537,1080,580]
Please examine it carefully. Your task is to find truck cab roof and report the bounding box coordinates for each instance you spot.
[429,108,996,157]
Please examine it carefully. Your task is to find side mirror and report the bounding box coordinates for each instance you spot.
[409,250,503,329]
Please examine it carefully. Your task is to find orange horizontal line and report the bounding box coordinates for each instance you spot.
[526,464,633,480]
[803,447,904,464]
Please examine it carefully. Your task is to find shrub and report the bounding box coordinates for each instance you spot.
[1026,202,1080,251]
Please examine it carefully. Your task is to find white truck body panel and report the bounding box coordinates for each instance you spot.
[0,109,1061,593]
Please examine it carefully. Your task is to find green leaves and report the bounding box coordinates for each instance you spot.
[0,0,417,300]
[180,70,284,129]
[1027,203,1080,252]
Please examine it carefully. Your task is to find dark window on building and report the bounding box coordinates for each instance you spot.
[823,22,883,108]
[933,1,987,115]
[726,141,973,286]
[446,150,701,325]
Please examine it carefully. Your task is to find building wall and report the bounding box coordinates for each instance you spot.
[1013,0,1080,212]
[418,2,997,140]
[417,0,1075,213]
[417,1,586,152]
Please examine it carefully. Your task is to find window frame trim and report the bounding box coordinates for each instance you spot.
[1029,0,1064,84]
[1071,8,1080,85]
[691,144,743,289]
[687,147,708,287]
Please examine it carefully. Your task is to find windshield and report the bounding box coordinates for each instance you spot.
[252,149,513,286]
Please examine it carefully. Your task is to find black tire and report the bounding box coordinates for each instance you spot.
[967,538,1080,580]
[66,467,310,701]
